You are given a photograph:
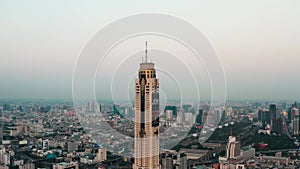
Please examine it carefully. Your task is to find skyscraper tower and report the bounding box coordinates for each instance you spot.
[133,42,160,169]
[292,103,299,135]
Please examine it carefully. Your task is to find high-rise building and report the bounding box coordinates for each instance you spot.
[269,104,283,134]
[292,103,299,135]
[202,111,208,125]
[288,107,292,123]
[258,109,274,131]
[196,109,203,125]
[272,118,283,134]
[87,101,94,112]
[270,104,278,119]
[164,106,177,118]
[165,110,173,120]
[133,42,160,169]
[258,110,265,123]
[226,136,241,159]
[220,110,226,123]
[176,111,184,124]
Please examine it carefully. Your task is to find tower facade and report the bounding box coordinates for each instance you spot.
[133,42,160,169]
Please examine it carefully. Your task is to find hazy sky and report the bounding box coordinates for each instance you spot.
[0,0,300,100]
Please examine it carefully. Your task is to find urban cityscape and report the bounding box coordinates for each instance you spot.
[2,97,300,168]
[1,1,300,169]
[1,46,300,168]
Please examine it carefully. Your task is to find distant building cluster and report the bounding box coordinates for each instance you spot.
[1,98,300,169]
[0,102,108,169]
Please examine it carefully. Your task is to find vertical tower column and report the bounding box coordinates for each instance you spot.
[133,42,160,169]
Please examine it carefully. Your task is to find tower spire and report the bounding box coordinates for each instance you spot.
[145,41,148,63]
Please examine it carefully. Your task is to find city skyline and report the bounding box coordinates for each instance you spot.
[1,1,300,169]
[1,1,300,100]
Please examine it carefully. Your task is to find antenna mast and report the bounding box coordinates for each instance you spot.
[145,41,148,63]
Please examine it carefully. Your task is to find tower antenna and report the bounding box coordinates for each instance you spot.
[145,41,148,63]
